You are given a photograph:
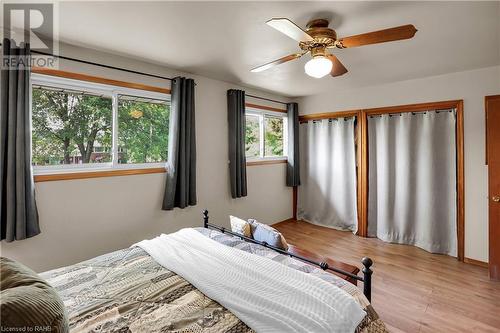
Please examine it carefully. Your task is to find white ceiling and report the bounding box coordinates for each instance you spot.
[9,1,500,97]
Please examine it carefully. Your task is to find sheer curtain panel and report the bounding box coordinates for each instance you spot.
[298,118,358,232]
[367,110,457,256]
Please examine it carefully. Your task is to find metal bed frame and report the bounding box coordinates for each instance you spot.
[202,210,373,301]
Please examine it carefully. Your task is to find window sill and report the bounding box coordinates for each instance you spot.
[32,158,287,182]
[246,158,287,166]
[33,167,166,182]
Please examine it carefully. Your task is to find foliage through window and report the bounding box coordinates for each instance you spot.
[245,108,287,159]
[245,114,260,158]
[32,86,113,166]
[118,95,169,164]
[31,75,170,173]
[264,115,284,157]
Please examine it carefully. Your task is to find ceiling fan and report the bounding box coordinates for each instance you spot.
[251,18,417,79]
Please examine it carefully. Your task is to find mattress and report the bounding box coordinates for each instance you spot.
[41,227,387,332]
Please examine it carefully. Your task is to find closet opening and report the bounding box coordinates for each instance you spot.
[295,100,464,260]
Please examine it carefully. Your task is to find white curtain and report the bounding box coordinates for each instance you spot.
[368,110,457,256]
[298,118,358,232]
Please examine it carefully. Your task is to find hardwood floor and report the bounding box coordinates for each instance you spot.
[273,220,500,333]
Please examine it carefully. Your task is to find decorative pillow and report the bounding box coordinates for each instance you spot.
[248,219,289,251]
[0,257,69,333]
[229,215,252,238]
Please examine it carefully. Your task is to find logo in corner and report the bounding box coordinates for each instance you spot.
[2,3,58,69]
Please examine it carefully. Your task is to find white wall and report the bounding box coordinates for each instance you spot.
[297,66,500,262]
[0,43,293,272]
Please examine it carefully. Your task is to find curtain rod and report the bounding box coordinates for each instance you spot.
[32,50,174,81]
[300,117,355,123]
[1,42,175,81]
[246,94,288,106]
[368,109,454,118]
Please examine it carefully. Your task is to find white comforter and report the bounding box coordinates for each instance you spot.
[134,228,366,333]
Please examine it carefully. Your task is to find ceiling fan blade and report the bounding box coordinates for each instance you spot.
[266,18,314,42]
[326,54,348,77]
[336,24,417,48]
[251,52,305,73]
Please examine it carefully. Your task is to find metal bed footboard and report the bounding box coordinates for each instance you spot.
[201,210,373,302]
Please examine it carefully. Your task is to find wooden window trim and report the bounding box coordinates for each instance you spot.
[34,168,166,182]
[34,159,287,181]
[32,67,171,95]
[298,99,465,261]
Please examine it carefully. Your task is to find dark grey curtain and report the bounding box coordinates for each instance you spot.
[162,77,197,210]
[286,102,300,186]
[1,39,40,241]
[227,89,247,198]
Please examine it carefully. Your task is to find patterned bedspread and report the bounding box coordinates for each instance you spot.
[41,228,387,332]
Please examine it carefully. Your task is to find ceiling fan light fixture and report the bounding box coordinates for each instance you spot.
[304,56,332,78]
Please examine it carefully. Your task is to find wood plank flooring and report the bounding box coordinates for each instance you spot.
[273,220,500,333]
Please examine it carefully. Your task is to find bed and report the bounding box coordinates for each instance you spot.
[40,212,387,332]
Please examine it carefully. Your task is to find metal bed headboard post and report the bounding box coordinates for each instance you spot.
[201,210,373,302]
[361,257,373,302]
[203,209,209,228]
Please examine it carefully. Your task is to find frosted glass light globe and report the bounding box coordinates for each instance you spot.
[304,57,333,78]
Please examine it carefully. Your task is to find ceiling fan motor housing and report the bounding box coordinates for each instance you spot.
[300,19,337,51]
[310,46,328,58]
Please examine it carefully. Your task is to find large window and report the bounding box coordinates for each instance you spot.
[31,74,170,174]
[245,108,287,160]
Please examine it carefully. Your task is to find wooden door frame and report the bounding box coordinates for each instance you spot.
[296,100,465,261]
[485,95,500,278]
[485,95,500,165]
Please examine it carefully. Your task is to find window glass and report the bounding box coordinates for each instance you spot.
[264,115,284,157]
[31,86,112,166]
[244,110,287,159]
[117,95,170,164]
[245,114,260,158]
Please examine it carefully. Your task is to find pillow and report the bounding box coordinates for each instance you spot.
[0,257,69,333]
[248,219,289,251]
[229,215,252,238]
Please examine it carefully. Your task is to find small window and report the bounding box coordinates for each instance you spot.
[31,74,170,174]
[245,108,287,160]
